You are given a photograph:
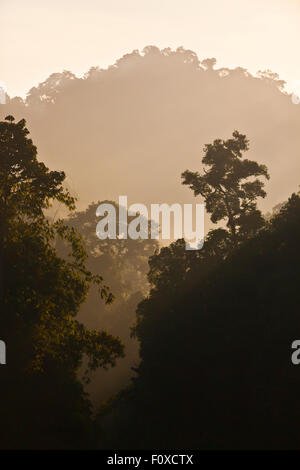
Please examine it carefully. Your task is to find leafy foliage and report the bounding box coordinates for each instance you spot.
[57,201,158,404]
[99,187,300,449]
[0,116,123,448]
[182,131,269,245]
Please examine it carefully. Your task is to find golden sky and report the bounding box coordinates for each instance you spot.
[1,0,299,97]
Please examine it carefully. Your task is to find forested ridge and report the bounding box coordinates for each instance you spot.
[2,47,300,214]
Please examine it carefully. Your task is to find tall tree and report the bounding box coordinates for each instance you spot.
[0,116,123,447]
[0,115,75,306]
[56,202,158,405]
[99,192,300,450]
[181,131,269,246]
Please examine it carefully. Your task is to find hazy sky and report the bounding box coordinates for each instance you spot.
[1,0,299,98]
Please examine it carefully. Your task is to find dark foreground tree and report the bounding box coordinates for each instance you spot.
[0,116,123,448]
[182,131,269,246]
[97,191,300,449]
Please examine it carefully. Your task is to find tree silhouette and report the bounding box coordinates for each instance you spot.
[56,201,158,405]
[0,116,123,448]
[181,131,269,246]
[0,115,74,306]
[99,191,300,450]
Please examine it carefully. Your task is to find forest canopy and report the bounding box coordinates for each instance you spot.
[0,116,123,448]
